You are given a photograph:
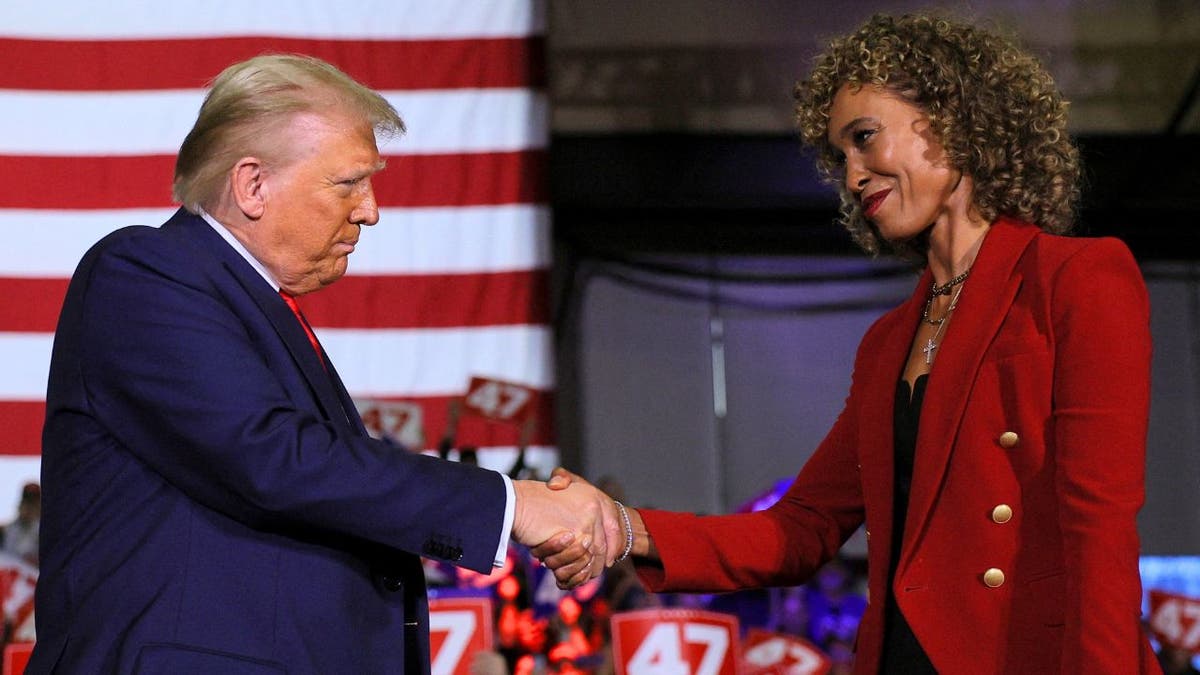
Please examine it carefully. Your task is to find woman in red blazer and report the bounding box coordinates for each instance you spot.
[540,13,1160,674]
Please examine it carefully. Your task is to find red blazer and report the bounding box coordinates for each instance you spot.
[636,217,1160,674]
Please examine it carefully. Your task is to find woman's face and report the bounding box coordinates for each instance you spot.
[827,84,965,243]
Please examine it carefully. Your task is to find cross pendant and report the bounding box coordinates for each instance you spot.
[923,338,937,364]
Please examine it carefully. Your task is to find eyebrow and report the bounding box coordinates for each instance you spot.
[353,160,388,179]
[834,116,879,141]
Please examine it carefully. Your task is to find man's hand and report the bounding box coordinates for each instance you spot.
[528,468,612,588]
[511,477,619,588]
[535,467,656,569]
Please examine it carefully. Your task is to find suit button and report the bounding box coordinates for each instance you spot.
[982,568,1006,588]
[991,504,1013,524]
[998,431,1020,449]
[381,575,403,592]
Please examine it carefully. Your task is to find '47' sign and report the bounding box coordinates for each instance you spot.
[429,597,493,675]
[1149,589,1200,652]
[462,376,537,424]
[611,608,740,675]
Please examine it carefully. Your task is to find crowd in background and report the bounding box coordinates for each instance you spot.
[428,540,867,675]
[0,483,39,648]
[0,473,1197,673]
[422,471,867,674]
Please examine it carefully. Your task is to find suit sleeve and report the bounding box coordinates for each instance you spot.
[73,230,506,573]
[636,349,869,592]
[1048,238,1152,672]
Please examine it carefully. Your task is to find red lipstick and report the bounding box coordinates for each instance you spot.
[861,189,891,218]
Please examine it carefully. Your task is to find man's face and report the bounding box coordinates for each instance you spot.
[247,112,385,295]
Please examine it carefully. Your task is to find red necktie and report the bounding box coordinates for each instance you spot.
[279,291,324,366]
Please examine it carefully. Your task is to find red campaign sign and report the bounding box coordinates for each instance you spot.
[461,376,537,424]
[2,642,32,675]
[1149,590,1200,652]
[429,597,494,675]
[611,608,740,675]
[356,399,425,449]
[741,628,832,675]
[0,554,37,643]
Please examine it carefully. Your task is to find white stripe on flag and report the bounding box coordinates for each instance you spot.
[0,458,42,513]
[0,334,51,400]
[0,451,562,511]
[319,324,555,395]
[351,205,550,275]
[0,325,553,400]
[0,1,543,39]
[1,89,547,156]
[2,205,548,277]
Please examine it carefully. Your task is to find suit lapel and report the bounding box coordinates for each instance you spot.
[248,286,359,435]
[177,211,361,436]
[898,217,1038,572]
[323,355,369,437]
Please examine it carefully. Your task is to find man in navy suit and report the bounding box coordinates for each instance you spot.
[32,54,615,674]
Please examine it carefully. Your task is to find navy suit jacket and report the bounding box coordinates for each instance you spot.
[33,209,509,674]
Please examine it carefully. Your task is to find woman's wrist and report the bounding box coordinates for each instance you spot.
[613,500,634,562]
[625,506,656,560]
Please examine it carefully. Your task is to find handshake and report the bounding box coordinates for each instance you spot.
[510,469,639,589]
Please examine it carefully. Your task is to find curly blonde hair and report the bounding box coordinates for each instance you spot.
[794,13,1080,257]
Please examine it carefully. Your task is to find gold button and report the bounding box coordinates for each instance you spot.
[998,431,1020,449]
[991,504,1013,524]
[983,568,1006,588]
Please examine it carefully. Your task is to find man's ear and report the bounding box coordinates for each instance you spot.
[230,157,266,219]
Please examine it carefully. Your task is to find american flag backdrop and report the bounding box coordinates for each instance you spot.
[0,1,556,505]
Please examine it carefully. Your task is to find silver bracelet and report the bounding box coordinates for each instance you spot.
[613,500,634,562]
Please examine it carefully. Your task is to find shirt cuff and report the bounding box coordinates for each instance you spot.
[495,473,515,567]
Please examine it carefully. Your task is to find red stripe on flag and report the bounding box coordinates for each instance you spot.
[378,151,547,209]
[1,394,555,455]
[376,392,556,450]
[0,402,44,455]
[303,271,549,329]
[0,36,546,91]
[6,272,548,333]
[0,278,69,332]
[0,151,547,209]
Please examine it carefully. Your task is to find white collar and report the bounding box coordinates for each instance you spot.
[198,209,280,292]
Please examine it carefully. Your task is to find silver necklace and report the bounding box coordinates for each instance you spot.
[922,267,971,325]
[922,282,966,364]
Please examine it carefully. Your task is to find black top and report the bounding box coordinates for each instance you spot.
[879,374,938,674]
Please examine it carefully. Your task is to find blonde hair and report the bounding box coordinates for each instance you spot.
[173,54,404,212]
[794,14,1080,257]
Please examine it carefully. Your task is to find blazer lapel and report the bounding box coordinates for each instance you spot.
[898,217,1039,572]
[856,274,929,566]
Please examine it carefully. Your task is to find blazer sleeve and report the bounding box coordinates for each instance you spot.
[636,350,869,593]
[70,228,507,573]
[1047,237,1152,673]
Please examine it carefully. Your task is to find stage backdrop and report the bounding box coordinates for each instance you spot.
[0,1,556,506]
